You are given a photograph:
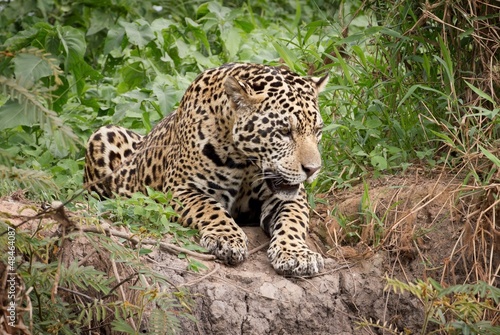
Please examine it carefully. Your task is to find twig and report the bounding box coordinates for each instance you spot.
[180,264,220,287]
[289,263,352,279]
[110,257,137,332]
[58,286,95,301]
[79,225,216,261]
[249,242,269,255]
[101,273,139,300]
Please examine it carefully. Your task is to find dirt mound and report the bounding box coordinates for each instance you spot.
[1,170,498,334]
[148,227,392,335]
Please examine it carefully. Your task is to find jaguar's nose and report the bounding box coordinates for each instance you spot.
[302,164,320,178]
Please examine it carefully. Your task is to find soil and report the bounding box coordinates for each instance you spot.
[1,170,497,334]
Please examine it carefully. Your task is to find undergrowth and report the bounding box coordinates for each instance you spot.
[0,200,197,334]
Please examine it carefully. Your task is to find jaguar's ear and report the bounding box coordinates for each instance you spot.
[224,76,264,108]
[310,73,329,93]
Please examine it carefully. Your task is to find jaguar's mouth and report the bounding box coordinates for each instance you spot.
[265,177,300,195]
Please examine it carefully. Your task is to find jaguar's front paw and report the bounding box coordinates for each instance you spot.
[268,240,324,276]
[200,230,249,265]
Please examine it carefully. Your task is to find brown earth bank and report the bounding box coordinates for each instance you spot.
[1,170,498,334]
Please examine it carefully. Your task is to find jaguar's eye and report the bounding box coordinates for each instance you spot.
[279,127,292,137]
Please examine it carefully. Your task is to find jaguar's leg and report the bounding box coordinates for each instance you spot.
[175,188,248,265]
[261,186,324,276]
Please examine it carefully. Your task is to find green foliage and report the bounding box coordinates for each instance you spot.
[93,187,206,254]
[0,218,196,334]
[386,277,500,335]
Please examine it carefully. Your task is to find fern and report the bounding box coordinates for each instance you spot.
[438,281,500,304]
[0,164,58,194]
[385,277,500,335]
[149,309,174,335]
[356,317,405,335]
[0,76,79,155]
[59,261,113,295]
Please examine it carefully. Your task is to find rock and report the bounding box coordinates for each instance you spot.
[150,228,357,335]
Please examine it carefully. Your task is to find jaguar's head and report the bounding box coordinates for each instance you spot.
[226,65,328,200]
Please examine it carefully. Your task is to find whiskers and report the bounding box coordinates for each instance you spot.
[245,156,259,166]
[250,170,278,187]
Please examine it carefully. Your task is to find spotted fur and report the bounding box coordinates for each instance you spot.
[84,63,328,276]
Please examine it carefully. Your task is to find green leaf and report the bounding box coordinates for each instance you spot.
[479,145,500,167]
[111,318,137,333]
[121,19,155,48]
[332,46,354,85]
[139,248,153,255]
[323,123,347,132]
[104,25,126,55]
[87,10,115,36]
[57,26,86,61]
[429,129,454,145]
[0,100,35,128]
[398,84,447,108]
[117,62,146,94]
[13,52,54,88]
[464,81,495,105]
[221,28,241,58]
[0,76,79,154]
[371,155,388,170]
[365,117,382,129]
[272,41,297,71]
[234,19,254,33]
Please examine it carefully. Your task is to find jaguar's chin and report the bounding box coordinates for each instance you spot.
[265,178,300,198]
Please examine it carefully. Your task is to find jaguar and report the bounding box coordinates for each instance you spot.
[84,63,328,276]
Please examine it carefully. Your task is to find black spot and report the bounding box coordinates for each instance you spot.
[202,143,224,167]
[208,181,222,190]
[221,194,230,204]
[203,143,248,169]
[270,81,283,87]
[198,125,205,140]
[227,188,238,197]
[226,157,247,169]
[295,78,306,86]
[99,143,106,154]
[215,172,228,181]
[88,142,95,155]
[109,150,121,162]
[244,121,254,132]
[258,129,270,137]
[96,157,106,167]
[252,81,266,91]
[107,132,116,144]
